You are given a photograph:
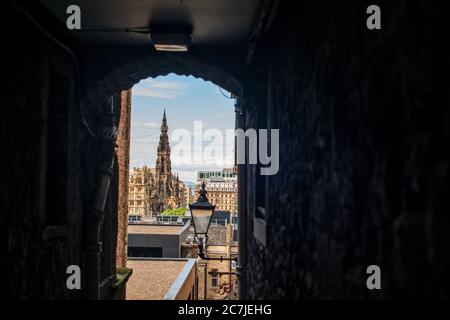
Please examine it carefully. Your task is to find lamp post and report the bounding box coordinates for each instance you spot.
[189,182,236,262]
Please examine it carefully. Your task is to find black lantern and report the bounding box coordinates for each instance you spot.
[189,182,237,263]
[189,182,215,236]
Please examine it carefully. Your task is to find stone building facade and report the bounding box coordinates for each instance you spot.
[198,224,238,300]
[128,111,187,218]
[195,169,238,214]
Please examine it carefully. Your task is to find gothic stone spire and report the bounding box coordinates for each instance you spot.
[156,109,171,176]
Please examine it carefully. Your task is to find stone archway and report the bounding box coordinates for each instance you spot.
[84,52,244,112]
[86,52,244,269]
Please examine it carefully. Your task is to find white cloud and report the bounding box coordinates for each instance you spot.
[133,78,188,99]
[150,81,186,90]
[143,122,160,129]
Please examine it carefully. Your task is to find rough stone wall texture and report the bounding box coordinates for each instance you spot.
[1,2,122,299]
[116,89,132,268]
[1,3,84,299]
[82,47,245,111]
[245,0,447,299]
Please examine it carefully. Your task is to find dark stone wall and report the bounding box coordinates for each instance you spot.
[1,2,84,299]
[1,2,122,299]
[81,46,246,116]
[244,0,447,299]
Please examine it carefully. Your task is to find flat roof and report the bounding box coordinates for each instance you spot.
[128,224,186,235]
[126,259,187,300]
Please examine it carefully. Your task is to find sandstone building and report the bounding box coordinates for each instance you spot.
[195,169,238,214]
[198,218,238,300]
[128,111,187,219]
[181,212,238,300]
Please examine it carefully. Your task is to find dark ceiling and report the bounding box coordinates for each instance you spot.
[37,0,262,46]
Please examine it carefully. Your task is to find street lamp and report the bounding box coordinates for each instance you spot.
[189,182,236,262]
[189,182,215,237]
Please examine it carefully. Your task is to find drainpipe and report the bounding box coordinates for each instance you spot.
[83,98,117,300]
[235,98,248,299]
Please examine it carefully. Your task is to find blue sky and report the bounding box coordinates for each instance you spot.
[130,74,236,183]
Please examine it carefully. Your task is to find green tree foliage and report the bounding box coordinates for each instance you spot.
[161,207,187,217]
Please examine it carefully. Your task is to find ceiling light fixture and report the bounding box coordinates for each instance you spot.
[150,32,192,52]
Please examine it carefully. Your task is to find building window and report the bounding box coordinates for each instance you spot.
[210,269,219,288]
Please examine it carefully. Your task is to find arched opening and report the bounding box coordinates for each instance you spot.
[86,56,244,300]
[124,74,238,300]
[85,53,243,110]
